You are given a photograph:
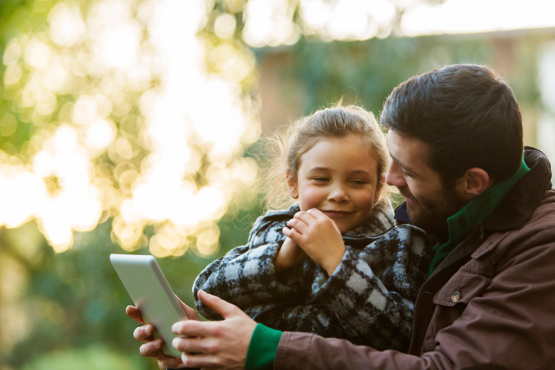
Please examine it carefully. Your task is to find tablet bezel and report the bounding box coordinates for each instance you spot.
[110,254,187,358]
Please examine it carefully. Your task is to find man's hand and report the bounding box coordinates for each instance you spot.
[172,290,257,370]
[125,296,200,370]
[282,208,346,276]
[274,236,308,272]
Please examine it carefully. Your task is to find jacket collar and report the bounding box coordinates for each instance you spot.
[428,156,530,275]
[483,146,552,232]
[429,146,552,277]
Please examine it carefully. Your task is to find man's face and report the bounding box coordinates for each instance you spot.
[385,130,466,231]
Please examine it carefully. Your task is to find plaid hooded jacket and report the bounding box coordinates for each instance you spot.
[193,202,431,352]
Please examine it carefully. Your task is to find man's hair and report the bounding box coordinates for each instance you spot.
[380,64,524,187]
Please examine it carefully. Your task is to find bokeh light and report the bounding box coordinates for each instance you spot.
[0,0,260,256]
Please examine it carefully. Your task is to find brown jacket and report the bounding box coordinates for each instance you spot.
[274,148,555,370]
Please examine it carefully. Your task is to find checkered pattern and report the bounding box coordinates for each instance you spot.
[193,202,431,352]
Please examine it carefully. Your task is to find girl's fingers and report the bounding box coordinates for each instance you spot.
[287,218,309,233]
[295,210,319,225]
[283,227,307,250]
[307,208,329,221]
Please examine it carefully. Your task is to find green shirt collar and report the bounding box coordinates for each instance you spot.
[428,157,530,276]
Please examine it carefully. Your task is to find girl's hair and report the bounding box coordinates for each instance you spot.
[263,104,391,211]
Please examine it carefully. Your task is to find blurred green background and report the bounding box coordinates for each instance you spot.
[1,0,555,369]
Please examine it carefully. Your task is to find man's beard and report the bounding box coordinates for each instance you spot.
[399,186,467,236]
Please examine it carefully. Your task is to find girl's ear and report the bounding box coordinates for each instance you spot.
[374,176,385,201]
[286,171,299,199]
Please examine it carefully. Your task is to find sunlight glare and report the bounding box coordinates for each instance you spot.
[242,0,300,47]
[1,0,261,256]
[48,3,87,47]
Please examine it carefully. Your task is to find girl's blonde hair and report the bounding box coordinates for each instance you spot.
[263,104,391,211]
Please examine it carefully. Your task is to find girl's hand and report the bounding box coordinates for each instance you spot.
[125,296,201,370]
[282,208,346,276]
[274,237,308,273]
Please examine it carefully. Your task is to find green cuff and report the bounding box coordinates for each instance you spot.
[245,323,283,370]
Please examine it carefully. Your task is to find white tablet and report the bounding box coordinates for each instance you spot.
[110,254,187,358]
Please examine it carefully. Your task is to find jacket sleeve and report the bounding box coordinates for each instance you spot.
[312,225,431,352]
[193,217,306,320]
[274,233,555,370]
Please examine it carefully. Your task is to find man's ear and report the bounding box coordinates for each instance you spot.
[286,171,298,199]
[460,168,491,197]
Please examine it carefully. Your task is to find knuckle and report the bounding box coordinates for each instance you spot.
[214,357,224,367]
[211,326,222,337]
[206,343,220,354]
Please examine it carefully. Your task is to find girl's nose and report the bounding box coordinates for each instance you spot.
[328,186,348,203]
[385,162,407,188]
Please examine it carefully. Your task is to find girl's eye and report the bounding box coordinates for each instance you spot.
[313,177,328,182]
[352,180,366,185]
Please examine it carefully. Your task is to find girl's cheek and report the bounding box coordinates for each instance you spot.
[299,187,325,210]
[357,190,378,208]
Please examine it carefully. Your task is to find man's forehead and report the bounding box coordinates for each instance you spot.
[387,130,429,153]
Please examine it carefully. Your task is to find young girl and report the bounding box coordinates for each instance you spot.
[193,105,431,352]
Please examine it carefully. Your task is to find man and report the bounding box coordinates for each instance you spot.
[129,64,555,369]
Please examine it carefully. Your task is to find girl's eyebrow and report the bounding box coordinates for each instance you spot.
[308,167,372,175]
[347,169,373,177]
[307,166,329,172]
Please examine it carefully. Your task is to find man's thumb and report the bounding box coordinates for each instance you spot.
[198,290,238,319]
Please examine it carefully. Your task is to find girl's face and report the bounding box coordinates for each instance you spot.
[287,134,382,233]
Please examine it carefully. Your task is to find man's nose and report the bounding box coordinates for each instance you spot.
[385,162,406,187]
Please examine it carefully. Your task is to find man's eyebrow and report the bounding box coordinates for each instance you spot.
[390,154,412,172]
